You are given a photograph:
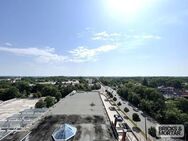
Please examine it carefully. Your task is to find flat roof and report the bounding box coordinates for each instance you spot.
[49,92,104,115]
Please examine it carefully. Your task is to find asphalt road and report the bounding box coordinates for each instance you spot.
[105,86,157,132]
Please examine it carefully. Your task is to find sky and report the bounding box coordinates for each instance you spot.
[0,0,188,76]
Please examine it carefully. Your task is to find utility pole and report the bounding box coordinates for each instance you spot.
[145,117,147,141]
[185,132,186,141]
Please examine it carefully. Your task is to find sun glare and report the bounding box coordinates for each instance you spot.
[107,0,147,17]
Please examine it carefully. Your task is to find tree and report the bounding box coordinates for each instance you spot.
[44,96,55,108]
[184,84,188,89]
[132,113,141,122]
[31,84,45,93]
[55,92,61,102]
[33,91,42,98]
[107,91,113,98]
[15,81,30,94]
[118,87,129,100]
[144,88,158,100]
[117,101,121,106]
[60,84,75,98]
[163,108,181,124]
[0,81,11,89]
[41,85,58,97]
[175,97,188,113]
[0,87,20,101]
[140,99,152,115]
[35,99,46,108]
[166,79,182,89]
[124,107,129,112]
[91,83,101,90]
[133,86,144,95]
[148,127,156,137]
[129,93,140,107]
[142,78,148,86]
[113,97,117,101]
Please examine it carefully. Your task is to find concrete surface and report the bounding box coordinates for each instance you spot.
[0,99,38,121]
[49,92,105,116]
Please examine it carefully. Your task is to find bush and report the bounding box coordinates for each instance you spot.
[113,97,117,101]
[148,126,156,137]
[33,92,42,98]
[124,107,129,112]
[132,113,141,122]
[45,96,56,108]
[107,91,113,98]
[117,101,121,106]
[109,94,113,98]
[35,99,46,108]
[35,96,56,108]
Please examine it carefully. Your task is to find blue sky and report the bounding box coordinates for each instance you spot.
[0,0,188,76]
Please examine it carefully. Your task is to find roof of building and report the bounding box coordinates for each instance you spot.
[181,91,188,97]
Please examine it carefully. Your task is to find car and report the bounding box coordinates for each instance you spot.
[109,106,116,111]
[133,107,139,112]
[104,99,109,101]
[123,115,129,119]
[128,102,132,106]
[141,112,147,117]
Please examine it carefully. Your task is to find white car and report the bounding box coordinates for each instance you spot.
[133,107,139,112]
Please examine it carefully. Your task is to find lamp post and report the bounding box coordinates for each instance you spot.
[121,129,127,141]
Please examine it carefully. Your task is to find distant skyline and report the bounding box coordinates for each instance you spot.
[0,0,188,76]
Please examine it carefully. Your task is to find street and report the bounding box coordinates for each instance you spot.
[101,85,179,141]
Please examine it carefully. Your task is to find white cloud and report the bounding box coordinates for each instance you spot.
[0,44,119,63]
[142,35,161,39]
[92,31,161,42]
[69,44,118,62]
[0,31,161,64]
[69,46,96,58]
[4,42,12,46]
[132,35,161,40]
[91,31,121,41]
[0,46,67,63]
[124,34,161,40]
[85,27,93,31]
